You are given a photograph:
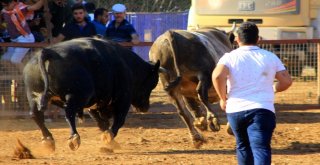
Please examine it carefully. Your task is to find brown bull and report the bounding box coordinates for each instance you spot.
[149,27,235,148]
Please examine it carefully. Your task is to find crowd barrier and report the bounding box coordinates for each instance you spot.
[0,39,320,112]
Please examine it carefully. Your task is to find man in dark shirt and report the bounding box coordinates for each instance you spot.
[105,4,139,45]
[92,7,108,36]
[49,0,73,37]
[52,3,96,43]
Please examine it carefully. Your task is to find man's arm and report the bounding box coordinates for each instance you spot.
[212,64,229,101]
[274,70,292,93]
[127,24,139,44]
[212,64,229,100]
[51,33,65,44]
[27,0,44,11]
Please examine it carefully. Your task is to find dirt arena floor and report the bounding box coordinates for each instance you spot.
[0,85,320,165]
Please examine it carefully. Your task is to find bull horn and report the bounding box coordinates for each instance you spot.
[230,22,236,32]
[158,67,168,73]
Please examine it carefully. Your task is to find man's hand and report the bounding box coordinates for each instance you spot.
[274,70,292,93]
[51,33,65,44]
[131,34,140,44]
[220,99,226,111]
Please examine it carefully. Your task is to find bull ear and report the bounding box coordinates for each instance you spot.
[153,60,160,72]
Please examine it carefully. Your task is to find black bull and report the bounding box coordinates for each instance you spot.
[149,28,235,148]
[23,38,160,151]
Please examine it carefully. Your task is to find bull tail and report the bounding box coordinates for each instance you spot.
[38,49,51,111]
[164,30,182,91]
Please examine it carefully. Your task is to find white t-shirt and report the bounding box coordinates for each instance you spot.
[217,46,286,113]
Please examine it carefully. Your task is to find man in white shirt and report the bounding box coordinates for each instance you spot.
[212,22,292,165]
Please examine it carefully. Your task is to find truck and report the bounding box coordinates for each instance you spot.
[187,0,320,76]
[188,0,320,39]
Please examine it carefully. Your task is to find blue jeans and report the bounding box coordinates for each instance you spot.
[227,108,276,165]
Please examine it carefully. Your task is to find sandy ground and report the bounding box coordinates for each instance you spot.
[0,86,320,165]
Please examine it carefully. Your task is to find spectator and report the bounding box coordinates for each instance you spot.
[212,22,292,165]
[28,10,46,42]
[0,0,44,63]
[52,3,96,43]
[92,8,108,36]
[84,2,95,21]
[105,3,139,46]
[49,0,73,37]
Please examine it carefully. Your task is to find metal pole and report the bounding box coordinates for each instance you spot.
[317,43,320,104]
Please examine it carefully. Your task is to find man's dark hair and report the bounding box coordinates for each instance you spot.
[94,8,108,19]
[71,3,86,12]
[237,22,259,45]
[85,2,96,13]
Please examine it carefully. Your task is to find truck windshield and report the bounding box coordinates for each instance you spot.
[196,0,300,15]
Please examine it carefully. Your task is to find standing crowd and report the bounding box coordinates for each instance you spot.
[0,0,139,64]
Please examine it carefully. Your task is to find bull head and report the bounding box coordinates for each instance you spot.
[132,60,161,113]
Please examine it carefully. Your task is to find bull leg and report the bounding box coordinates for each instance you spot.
[32,109,53,139]
[184,97,207,131]
[88,109,110,132]
[111,98,130,137]
[196,73,220,132]
[64,95,86,151]
[101,94,130,150]
[28,94,55,152]
[184,97,203,117]
[32,109,56,152]
[168,90,205,149]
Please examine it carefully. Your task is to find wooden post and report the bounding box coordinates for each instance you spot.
[43,0,53,42]
[317,43,320,104]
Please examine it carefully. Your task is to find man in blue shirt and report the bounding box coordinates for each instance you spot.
[105,4,139,45]
[92,8,108,36]
[52,3,96,43]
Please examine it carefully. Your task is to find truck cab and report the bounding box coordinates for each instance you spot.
[187,0,320,76]
[188,0,320,39]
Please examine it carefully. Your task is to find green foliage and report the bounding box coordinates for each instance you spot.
[88,0,191,12]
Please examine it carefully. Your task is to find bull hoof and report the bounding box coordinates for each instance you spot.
[101,130,114,144]
[193,117,207,131]
[208,115,220,132]
[101,131,121,150]
[68,134,81,151]
[192,133,206,149]
[226,122,234,136]
[41,136,55,153]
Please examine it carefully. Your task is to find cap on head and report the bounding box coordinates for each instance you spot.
[112,3,126,13]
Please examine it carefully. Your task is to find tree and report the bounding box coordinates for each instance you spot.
[89,0,191,12]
